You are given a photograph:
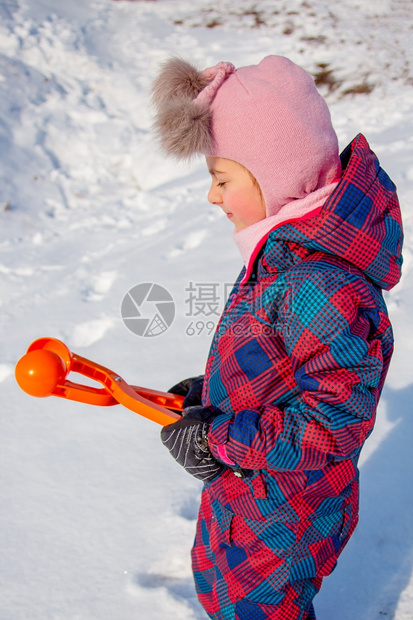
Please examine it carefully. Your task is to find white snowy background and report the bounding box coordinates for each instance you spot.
[1,0,412,618]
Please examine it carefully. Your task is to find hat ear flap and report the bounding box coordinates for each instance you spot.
[154,99,212,160]
[151,57,210,113]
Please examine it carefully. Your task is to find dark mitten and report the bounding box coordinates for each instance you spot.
[160,406,224,482]
[168,375,204,408]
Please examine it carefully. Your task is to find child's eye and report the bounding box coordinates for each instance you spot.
[217,181,226,187]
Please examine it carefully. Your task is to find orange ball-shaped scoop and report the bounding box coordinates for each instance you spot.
[15,349,67,397]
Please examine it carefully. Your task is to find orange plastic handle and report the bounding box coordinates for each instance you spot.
[15,338,183,426]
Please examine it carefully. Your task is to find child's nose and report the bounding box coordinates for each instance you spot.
[208,184,222,205]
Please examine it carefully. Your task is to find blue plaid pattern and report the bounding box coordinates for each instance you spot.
[190,135,403,619]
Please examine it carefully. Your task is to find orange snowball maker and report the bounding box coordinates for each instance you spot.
[15,338,183,426]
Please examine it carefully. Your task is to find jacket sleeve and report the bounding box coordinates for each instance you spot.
[208,266,389,472]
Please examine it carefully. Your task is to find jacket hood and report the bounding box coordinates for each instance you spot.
[262,134,403,290]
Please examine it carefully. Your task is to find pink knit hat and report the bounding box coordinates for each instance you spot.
[152,56,342,217]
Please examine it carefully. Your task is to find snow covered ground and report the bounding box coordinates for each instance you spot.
[0,0,412,618]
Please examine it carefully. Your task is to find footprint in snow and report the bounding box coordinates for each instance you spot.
[0,364,13,383]
[69,317,113,348]
[168,229,207,258]
[174,494,200,522]
[132,572,203,616]
[83,270,117,302]
[141,220,167,237]
[0,265,34,277]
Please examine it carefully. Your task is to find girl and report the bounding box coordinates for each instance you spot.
[152,56,403,620]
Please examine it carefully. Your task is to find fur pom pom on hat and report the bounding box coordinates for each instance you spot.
[152,55,342,217]
[152,58,235,160]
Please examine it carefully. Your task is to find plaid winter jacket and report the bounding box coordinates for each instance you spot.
[192,134,403,618]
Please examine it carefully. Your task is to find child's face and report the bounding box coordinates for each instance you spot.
[206,157,266,232]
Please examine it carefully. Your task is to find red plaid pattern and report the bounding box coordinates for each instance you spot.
[191,135,403,619]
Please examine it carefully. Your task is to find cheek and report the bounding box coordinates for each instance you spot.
[226,188,244,208]
[231,188,265,221]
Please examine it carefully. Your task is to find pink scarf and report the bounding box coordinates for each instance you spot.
[234,181,339,284]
